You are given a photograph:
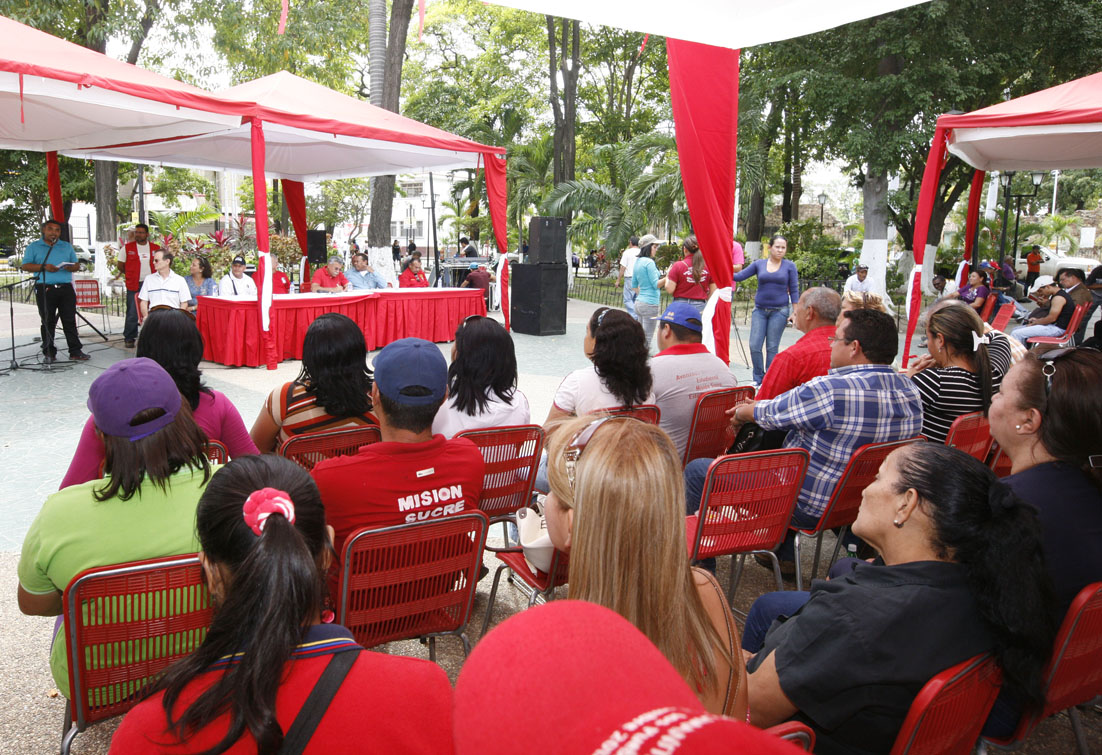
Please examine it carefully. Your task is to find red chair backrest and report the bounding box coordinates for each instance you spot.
[278,425,382,471]
[889,654,1002,755]
[683,386,756,465]
[205,439,228,464]
[987,443,1013,478]
[816,438,924,532]
[602,404,661,424]
[1062,302,1089,336]
[64,555,212,728]
[455,425,544,521]
[979,294,997,323]
[690,449,809,561]
[73,279,102,308]
[990,302,1015,332]
[339,512,488,649]
[1035,582,1102,724]
[765,722,815,751]
[944,412,993,462]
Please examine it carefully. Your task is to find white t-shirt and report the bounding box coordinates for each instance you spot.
[135,243,152,283]
[619,246,640,278]
[138,270,192,309]
[934,279,959,301]
[844,274,874,293]
[219,272,258,297]
[553,365,654,417]
[432,390,531,439]
[651,346,739,457]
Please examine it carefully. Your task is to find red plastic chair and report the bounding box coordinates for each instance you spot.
[987,443,1013,478]
[685,449,809,600]
[793,437,923,591]
[990,302,1016,332]
[278,425,382,471]
[1026,302,1089,349]
[683,386,757,465]
[61,555,212,755]
[979,294,997,323]
[339,511,488,660]
[890,654,1002,755]
[205,439,228,464]
[455,425,543,545]
[766,722,815,751]
[73,279,110,334]
[944,411,993,462]
[981,582,1102,754]
[481,547,570,637]
[602,404,661,424]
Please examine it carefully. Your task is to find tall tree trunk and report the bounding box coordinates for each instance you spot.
[791,114,804,221]
[547,17,580,190]
[861,170,891,298]
[747,188,766,246]
[781,102,793,223]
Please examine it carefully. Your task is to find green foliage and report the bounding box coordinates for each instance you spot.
[776,218,846,280]
[306,179,372,236]
[149,168,217,210]
[655,244,681,270]
[0,151,94,247]
[1034,214,1080,254]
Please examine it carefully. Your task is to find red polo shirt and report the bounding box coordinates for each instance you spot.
[312,267,348,290]
[755,325,833,400]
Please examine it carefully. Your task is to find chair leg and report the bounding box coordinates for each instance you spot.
[726,554,745,606]
[1069,707,1089,755]
[793,533,804,592]
[826,526,848,573]
[500,521,510,548]
[428,635,437,663]
[809,532,826,582]
[60,702,77,755]
[460,632,471,657]
[480,564,508,637]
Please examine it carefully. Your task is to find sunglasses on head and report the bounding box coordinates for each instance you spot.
[562,415,628,493]
[1037,347,1076,398]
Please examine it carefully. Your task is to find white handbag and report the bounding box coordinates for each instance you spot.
[516,505,554,574]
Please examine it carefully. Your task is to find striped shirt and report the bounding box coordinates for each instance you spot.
[910,332,1012,443]
[753,364,924,519]
[264,381,377,449]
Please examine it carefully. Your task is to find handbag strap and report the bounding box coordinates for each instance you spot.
[279,648,360,754]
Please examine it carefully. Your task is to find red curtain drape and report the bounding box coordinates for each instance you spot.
[249,118,278,370]
[46,151,65,222]
[282,178,310,283]
[484,152,508,254]
[962,169,985,273]
[667,39,738,364]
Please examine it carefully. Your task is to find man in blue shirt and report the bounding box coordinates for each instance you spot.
[346,253,389,290]
[20,220,89,363]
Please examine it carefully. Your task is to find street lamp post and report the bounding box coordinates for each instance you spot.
[817,192,827,224]
[996,171,1045,269]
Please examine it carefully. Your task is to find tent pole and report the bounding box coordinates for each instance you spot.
[429,172,440,287]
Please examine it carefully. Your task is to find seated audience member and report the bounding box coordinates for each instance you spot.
[311,255,350,293]
[839,289,888,316]
[311,338,484,593]
[185,256,218,308]
[460,262,495,304]
[756,287,840,401]
[1059,267,1091,307]
[218,255,258,298]
[250,313,377,452]
[432,316,530,438]
[139,249,193,316]
[110,455,452,753]
[947,269,990,314]
[986,259,1031,320]
[399,256,430,288]
[461,236,478,258]
[905,301,1012,443]
[346,252,389,290]
[649,302,737,458]
[400,249,421,272]
[544,416,746,718]
[18,358,211,694]
[61,308,257,487]
[453,602,794,755]
[931,273,958,301]
[1013,275,1074,346]
[684,309,923,569]
[741,443,1056,753]
[842,264,873,294]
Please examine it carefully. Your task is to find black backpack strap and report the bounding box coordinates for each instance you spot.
[279,648,360,754]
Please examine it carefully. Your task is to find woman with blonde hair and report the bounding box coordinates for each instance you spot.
[839,289,888,314]
[543,415,746,719]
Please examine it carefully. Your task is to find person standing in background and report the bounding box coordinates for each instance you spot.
[731,235,799,385]
[117,223,158,348]
[21,219,88,363]
[1025,245,1043,291]
[617,235,641,319]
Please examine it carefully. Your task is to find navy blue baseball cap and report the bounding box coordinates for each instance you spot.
[653,302,704,333]
[372,337,448,405]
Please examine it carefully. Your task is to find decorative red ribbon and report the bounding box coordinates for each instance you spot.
[639,33,649,56]
[278,0,288,34]
[19,73,24,123]
[418,0,426,40]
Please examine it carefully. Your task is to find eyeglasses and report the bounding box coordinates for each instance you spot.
[827,336,852,345]
[562,416,627,493]
[1037,347,1076,398]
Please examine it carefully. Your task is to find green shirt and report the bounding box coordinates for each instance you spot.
[18,467,209,693]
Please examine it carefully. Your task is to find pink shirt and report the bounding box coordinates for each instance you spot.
[60,389,258,489]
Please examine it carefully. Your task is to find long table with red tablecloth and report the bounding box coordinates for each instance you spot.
[195,288,487,367]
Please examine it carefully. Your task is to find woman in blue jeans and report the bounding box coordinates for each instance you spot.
[732,235,799,384]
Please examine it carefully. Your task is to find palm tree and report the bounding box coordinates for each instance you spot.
[1033,213,1079,253]
[508,134,554,245]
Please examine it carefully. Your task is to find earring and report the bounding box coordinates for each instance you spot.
[1015,424,1021,430]
[893,520,903,529]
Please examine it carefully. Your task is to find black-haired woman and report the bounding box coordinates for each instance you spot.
[61,308,257,488]
[731,234,799,385]
[741,443,1056,753]
[905,300,1013,443]
[951,269,991,314]
[187,256,218,308]
[250,313,377,452]
[433,315,530,437]
[110,454,452,753]
[661,234,715,315]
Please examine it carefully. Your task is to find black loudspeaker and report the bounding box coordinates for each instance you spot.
[527,216,567,264]
[511,263,568,336]
[306,230,328,264]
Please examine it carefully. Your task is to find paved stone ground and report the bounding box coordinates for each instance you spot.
[0,289,1097,753]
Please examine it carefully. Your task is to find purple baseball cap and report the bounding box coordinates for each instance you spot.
[87,358,181,441]
[372,337,447,406]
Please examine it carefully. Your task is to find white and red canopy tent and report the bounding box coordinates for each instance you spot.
[906,71,1102,365]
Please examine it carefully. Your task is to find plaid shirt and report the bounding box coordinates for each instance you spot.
[753,364,923,519]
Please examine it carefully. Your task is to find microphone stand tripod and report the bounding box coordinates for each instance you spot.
[1,276,60,376]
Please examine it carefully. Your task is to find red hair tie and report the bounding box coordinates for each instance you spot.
[243,488,295,536]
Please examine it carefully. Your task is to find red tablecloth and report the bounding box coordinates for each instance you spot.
[196,289,487,367]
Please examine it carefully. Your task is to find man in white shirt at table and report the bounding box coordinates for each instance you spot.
[220,255,258,297]
[138,249,193,317]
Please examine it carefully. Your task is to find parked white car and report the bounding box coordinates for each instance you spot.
[1016,249,1098,278]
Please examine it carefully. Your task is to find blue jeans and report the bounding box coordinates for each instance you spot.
[124,289,139,342]
[1012,323,1064,345]
[749,305,790,384]
[742,591,811,652]
[622,279,637,319]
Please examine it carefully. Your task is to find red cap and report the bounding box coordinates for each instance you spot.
[454,601,803,754]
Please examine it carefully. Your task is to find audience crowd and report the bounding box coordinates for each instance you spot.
[15,242,1102,753]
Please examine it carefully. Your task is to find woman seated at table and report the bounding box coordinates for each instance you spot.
[399,256,430,288]
[61,308,258,487]
[433,315,530,437]
[905,300,1012,443]
[544,415,746,718]
[110,454,452,753]
[742,443,1055,753]
[311,256,350,293]
[250,313,377,452]
[186,256,218,307]
[18,358,212,696]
